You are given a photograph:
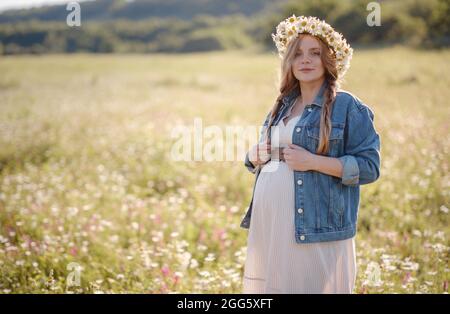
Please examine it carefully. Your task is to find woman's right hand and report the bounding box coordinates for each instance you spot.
[248,140,271,166]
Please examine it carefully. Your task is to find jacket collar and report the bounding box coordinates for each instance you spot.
[282,80,328,108]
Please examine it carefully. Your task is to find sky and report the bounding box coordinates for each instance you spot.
[0,0,92,12]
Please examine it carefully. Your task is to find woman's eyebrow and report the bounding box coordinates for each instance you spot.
[297,47,320,51]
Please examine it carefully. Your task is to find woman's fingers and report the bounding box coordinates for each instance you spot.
[257,143,271,163]
[279,147,285,161]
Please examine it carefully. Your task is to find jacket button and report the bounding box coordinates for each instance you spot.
[297,208,303,214]
[300,235,305,241]
[308,108,313,112]
[296,127,301,132]
[297,179,303,185]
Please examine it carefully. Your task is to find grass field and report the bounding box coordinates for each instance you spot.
[0,47,449,293]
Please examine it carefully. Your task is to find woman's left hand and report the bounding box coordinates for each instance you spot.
[283,144,316,171]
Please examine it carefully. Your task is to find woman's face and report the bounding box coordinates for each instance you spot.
[292,35,325,83]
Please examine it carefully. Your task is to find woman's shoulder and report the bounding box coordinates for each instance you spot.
[335,88,375,116]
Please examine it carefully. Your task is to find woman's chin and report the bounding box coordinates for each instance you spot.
[298,76,317,83]
[296,73,323,83]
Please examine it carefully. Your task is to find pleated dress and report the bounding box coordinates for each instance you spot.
[242,112,357,294]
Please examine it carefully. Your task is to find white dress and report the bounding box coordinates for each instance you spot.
[242,112,357,294]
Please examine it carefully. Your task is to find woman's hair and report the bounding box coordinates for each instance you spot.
[265,34,340,155]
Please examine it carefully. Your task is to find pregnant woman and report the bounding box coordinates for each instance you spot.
[241,15,381,294]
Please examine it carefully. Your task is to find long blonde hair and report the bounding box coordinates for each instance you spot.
[266,34,340,155]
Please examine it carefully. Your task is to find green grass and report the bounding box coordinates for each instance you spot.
[0,47,449,293]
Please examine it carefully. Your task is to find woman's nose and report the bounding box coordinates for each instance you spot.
[301,57,311,64]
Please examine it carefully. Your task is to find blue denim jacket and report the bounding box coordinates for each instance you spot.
[240,80,381,243]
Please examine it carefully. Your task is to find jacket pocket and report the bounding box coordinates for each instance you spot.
[306,122,344,156]
[329,176,345,229]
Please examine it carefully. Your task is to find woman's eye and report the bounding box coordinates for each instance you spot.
[312,51,320,56]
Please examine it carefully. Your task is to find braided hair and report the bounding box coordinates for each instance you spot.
[264,34,340,156]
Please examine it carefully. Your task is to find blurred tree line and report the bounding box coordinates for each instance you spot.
[0,16,257,54]
[0,0,448,55]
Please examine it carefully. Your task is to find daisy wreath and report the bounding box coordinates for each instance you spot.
[272,14,353,78]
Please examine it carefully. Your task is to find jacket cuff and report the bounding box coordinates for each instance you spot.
[337,155,359,186]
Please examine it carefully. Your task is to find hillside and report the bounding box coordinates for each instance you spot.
[0,0,286,23]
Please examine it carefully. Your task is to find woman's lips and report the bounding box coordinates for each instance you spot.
[300,68,314,72]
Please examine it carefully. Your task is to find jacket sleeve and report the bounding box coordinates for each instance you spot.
[245,111,272,174]
[337,102,381,186]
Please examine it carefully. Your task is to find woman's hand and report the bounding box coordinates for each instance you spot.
[248,140,271,166]
[283,144,317,171]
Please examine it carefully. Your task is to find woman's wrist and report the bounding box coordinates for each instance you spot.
[309,153,344,178]
[308,152,319,171]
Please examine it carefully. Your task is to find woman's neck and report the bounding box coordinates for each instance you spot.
[298,78,325,105]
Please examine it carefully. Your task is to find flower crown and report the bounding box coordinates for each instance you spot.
[271,14,353,78]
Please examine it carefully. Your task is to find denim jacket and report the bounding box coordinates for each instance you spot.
[240,80,381,243]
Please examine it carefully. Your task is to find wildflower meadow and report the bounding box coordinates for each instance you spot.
[0,47,449,293]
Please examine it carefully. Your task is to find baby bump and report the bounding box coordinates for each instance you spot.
[253,161,295,206]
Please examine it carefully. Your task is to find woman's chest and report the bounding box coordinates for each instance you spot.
[270,104,347,157]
